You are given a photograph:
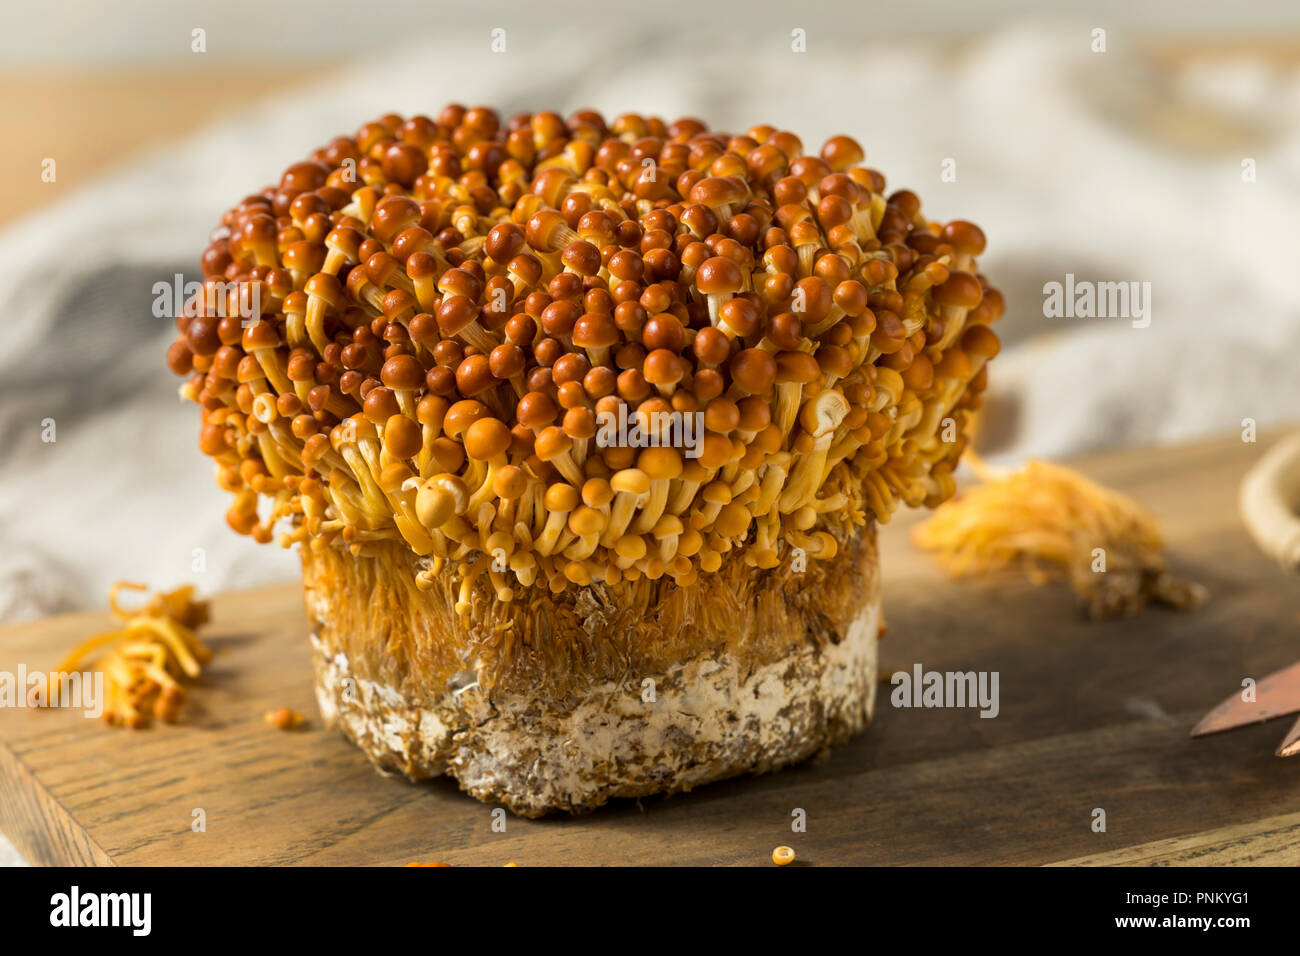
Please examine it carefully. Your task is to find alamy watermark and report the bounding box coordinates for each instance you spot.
[1043,273,1150,329]
[50,886,151,936]
[890,663,1000,718]
[153,275,262,327]
[594,405,705,458]
[0,665,103,718]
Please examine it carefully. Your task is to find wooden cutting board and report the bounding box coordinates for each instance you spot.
[3,430,1298,867]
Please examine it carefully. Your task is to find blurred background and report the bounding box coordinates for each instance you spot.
[1,0,1298,625]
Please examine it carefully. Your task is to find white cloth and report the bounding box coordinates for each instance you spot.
[0,25,1296,622]
[0,837,27,867]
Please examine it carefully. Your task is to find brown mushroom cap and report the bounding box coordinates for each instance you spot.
[695,257,743,295]
[443,399,491,440]
[572,312,619,350]
[464,418,512,460]
[940,220,987,256]
[775,351,821,384]
[381,354,424,390]
[934,271,984,309]
[729,348,777,395]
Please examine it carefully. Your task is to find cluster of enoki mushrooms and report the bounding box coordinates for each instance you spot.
[167,106,1003,613]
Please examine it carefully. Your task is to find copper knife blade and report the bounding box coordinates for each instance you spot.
[1276,715,1300,758]
[1190,660,1300,738]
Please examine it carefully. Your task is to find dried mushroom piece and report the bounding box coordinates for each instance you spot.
[913,457,1207,620]
[43,582,212,728]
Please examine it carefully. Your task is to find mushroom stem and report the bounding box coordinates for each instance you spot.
[779,391,849,513]
[774,382,804,440]
[667,476,706,515]
[601,470,650,546]
[457,320,499,355]
[752,454,792,517]
[564,534,600,561]
[706,293,732,328]
[631,481,669,535]
[251,347,294,396]
[547,448,584,486]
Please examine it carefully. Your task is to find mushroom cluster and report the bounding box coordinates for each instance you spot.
[168,106,1002,609]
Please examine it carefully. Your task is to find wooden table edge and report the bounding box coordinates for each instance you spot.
[0,742,115,866]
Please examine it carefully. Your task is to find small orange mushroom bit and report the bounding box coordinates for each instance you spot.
[44,583,213,729]
[169,107,1002,609]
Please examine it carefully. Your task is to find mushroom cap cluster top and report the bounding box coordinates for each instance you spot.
[168,105,1002,608]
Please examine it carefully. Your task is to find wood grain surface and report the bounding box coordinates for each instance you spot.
[2,429,1298,866]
